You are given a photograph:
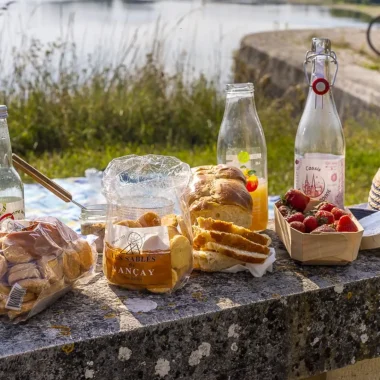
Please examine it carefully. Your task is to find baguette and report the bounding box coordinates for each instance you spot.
[193,228,270,255]
[202,242,268,264]
[196,217,271,246]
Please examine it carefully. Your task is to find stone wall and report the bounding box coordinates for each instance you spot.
[234,29,380,121]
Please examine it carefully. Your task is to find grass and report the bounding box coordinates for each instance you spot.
[17,100,380,206]
[2,28,379,206]
[330,3,380,19]
[363,61,380,70]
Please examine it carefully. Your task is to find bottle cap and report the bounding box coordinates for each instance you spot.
[311,38,331,53]
[0,105,8,119]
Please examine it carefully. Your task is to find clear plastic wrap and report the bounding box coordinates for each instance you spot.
[102,155,193,293]
[0,217,97,321]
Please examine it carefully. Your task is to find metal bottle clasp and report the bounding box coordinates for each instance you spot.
[303,50,339,87]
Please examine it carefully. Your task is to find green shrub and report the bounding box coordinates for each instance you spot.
[2,34,379,204]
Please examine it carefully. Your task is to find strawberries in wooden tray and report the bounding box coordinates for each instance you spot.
[277,189,358,233]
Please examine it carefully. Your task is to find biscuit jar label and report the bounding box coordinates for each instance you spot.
[105,225,172,287]
[0,199,25,221]
[295,153,345,208]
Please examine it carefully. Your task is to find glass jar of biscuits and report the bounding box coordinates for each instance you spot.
[80,204,106,253]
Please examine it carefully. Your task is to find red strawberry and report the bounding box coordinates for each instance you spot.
[286,212,305,223]
[289,221,306,233]
[278,205,291,217]
[311,224,337,234]
[284,189,310,212]
[304,208,317,217]
[315,210,335,225]
[336,215,358,232]
[331,207,349,221]
[316,202,337,212]
[303,216,318,233]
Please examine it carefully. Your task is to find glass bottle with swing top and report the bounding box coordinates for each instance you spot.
[295,38,345,208]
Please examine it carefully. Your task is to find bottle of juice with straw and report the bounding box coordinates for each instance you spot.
[217,83,268,231]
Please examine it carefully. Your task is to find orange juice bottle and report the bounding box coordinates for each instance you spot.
[217,83,268,231]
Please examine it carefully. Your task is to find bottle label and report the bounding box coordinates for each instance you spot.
[225,149,268,230]
[104,224,172,288]
[295,153,345,208]
[225,149,263,193]
[0,199,25,221]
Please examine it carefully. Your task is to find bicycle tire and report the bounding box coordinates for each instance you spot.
[367,15,380,56]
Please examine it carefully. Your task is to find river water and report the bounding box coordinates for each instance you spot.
[0,0,367,81]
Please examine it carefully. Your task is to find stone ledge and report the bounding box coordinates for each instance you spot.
[1,224,380,380]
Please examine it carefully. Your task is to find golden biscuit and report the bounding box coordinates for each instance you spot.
[116,220,142,228]
[138,212,161,227]
[167,226,180,240]
[72,239,94,272]
[38,279,66,298]
[177,216,192,243]
[0,255,7,279]
[0,283,10,296]
[147,269,178,294]
[175,261,192,280]
[17,278,49,294]
[37,221,68,248]
[23,291,36,303]
[0,299,6,315]
[8,300,35,320]
[38,256,64,283]
[63,250,81,281]
[2,242,33,264]
[161,214,178,227]
[8,267,41,285]
[170,235,192,270]
[8,262,37,276]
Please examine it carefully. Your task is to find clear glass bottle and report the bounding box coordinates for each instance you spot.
[217,83,268,231]
[0,106,25,221]
[295,38,345,208]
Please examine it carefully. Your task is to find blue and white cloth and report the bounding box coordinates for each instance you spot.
[25,177,105,233]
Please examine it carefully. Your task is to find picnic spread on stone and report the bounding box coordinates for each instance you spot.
[1,37,380,379]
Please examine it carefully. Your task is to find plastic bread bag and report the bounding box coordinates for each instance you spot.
[102,154,193,293]
[0,217,97,322]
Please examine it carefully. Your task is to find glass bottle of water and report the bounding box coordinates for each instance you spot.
[0,106,25,221]
[295,38,345,208]
[217,83,268,231]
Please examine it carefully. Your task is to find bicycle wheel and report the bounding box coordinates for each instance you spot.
[367,16,380,56]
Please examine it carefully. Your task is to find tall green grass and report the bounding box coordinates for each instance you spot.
[2,33,379,205]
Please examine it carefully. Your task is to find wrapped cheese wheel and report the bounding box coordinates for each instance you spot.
[102,155,193,293]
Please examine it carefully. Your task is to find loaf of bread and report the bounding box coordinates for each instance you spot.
[193,217,271,271]
[187,165,253,228]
